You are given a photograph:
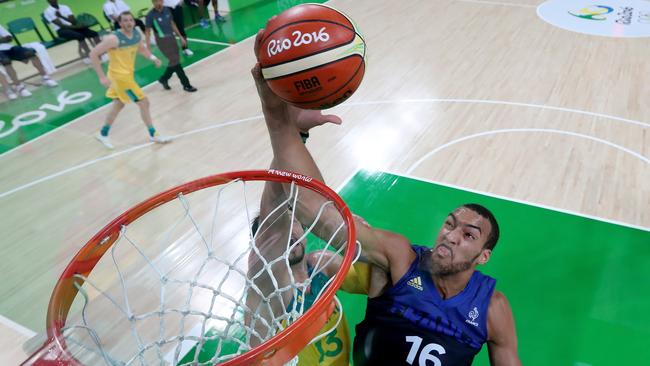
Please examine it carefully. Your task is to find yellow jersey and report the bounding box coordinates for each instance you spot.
[295,261,370,366]
[107,29,141,77]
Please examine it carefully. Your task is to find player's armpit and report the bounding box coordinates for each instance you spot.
[487,291,522,366]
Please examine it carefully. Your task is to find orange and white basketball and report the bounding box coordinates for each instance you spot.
[258,4,366,110]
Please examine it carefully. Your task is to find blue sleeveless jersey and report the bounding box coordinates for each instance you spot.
[353,245,496,366]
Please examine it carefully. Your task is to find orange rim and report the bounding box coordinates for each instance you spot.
[24,170,356,366]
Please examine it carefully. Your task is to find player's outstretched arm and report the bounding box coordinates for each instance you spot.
[487,291,522,366]
[252,28,415,283]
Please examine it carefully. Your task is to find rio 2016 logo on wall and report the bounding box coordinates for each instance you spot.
[538,0,650,37]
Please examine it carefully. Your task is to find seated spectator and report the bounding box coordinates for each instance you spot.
[0,24,58,99]
[104,0,146,32]
[44,0,101,63]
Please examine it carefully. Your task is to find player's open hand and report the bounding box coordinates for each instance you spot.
[291,108,342,132]
[252,29,286,113]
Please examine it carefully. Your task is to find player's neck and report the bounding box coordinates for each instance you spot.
[431,270,474,300]
[121,29,134,38]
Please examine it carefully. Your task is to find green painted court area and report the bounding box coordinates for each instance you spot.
[338,171,650,366]
[177,170,650,365]
[0,0,325,154]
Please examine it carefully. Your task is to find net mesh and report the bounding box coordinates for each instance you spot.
[53,177,352,366]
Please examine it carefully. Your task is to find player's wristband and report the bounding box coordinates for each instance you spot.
[149,55,158,61]
[299,131,309,144]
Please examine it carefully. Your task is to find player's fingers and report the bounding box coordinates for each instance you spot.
[322,114,343,125]
[253,29,264,58]
[250,62,262,81]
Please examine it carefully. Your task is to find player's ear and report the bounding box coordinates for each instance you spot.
[477,248,492,265]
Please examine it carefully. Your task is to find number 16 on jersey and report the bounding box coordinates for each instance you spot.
[405,336,447,366]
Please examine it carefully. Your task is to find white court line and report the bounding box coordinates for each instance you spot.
[0,116,262,200]
[400,128,649,232]
[454,0,538,8]
[0,32,256,160]
[345,98,650,129]
[0,313,36,338]
[187,37,232,47]
[336,169,650,232]
[338,168,650,233]
[407,128,650,173]
[395,171,650,233]
[2,97,650,199]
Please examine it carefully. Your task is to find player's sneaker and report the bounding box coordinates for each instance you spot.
[95,133,114,149]
[5,90,17,100]
[42,76,58,87]
[183,48,194,56]
[16,85,32,97]
[150,133,172,144]
[214,14,226,23]
[199,19,209,28]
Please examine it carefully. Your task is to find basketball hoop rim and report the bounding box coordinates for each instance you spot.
[28,170,356,366]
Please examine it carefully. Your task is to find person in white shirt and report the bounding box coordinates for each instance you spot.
[0,24,57,99]
[163,0,192,55]
[44,0,100,62]
[103,0,145,32]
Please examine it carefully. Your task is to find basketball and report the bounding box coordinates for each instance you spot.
[258,4,366,110]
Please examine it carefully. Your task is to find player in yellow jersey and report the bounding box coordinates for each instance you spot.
[89,11,171,149]
[291,250,369,366]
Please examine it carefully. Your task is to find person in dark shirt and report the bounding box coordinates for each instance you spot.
[249,26,522,366]
[145,0,196,92]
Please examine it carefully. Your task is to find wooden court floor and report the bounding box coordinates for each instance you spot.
[0,0,648,364]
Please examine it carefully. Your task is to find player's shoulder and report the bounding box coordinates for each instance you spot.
[487,290,513,324]
[489,290,509,307]
[104,32,120,43]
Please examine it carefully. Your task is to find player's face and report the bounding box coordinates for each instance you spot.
[288,219,306,266]
[153,0,164,10]
[430,207,492,276]
[119,14,135,31]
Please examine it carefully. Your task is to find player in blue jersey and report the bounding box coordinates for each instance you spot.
[249,26,522,366]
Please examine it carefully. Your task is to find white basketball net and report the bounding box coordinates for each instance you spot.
[56,178,353,365]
